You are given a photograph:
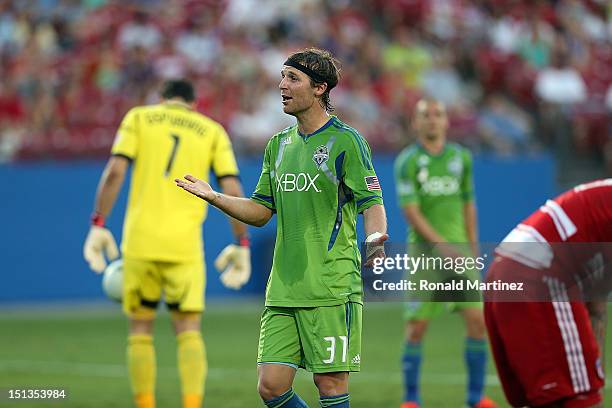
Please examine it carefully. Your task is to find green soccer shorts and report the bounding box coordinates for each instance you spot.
[257,302,362,373]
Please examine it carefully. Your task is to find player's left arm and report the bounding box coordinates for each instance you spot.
[341,132,387,264]
[461,149,479,256]
[94,156,130,218]
[364,204,387,237]
[363,204,389,265]
[84,108,140,273]
[83,155,129,273]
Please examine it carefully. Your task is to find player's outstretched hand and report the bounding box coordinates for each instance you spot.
[83,226,119,274]
[175,174,217,202]
[364,232,389,267]
[215,244,251,290]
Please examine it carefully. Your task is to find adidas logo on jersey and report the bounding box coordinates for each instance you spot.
[351,354,361,365]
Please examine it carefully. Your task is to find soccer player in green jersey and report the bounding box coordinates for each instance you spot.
[176,48,388,408]
[394,99,496,408]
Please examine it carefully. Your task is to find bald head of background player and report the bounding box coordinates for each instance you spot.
[413,98,449,152]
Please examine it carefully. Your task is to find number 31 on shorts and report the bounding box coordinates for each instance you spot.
[323,336,348,364]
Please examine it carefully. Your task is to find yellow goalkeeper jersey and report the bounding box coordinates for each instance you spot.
[111,101,239,262]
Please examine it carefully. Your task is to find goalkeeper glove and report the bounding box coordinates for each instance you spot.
[84,224,119,274]
[215,243,251,290]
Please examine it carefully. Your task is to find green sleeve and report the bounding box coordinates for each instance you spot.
[461,149,475,202]
[342,134,383,213]
[394,150,419,207]
[250,139,276,211]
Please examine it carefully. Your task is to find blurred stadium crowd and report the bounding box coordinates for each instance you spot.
[0,0,610,169]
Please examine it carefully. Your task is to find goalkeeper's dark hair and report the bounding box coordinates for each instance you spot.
[285,48,341,112]
[160,79,195,102]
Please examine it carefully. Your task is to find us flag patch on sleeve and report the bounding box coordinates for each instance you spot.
[364,176,381,191]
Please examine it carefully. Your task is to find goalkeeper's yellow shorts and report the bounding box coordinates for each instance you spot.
[122,257,205,317]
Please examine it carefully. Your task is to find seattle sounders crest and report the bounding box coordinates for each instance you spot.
[313,145,329,168]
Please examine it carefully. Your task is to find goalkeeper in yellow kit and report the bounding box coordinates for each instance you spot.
[83,79,251,408]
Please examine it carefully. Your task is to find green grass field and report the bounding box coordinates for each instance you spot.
[0,301,610,407]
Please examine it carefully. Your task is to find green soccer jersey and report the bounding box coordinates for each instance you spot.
[394,143,474,243]
[251,116,383,307]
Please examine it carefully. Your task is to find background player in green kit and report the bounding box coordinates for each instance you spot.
[394,99,496,408]
[176,48,388,408]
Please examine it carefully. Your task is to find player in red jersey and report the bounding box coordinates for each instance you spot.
[484,179,612,408]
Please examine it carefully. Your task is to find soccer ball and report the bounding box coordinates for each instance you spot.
[102,259,123,302]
